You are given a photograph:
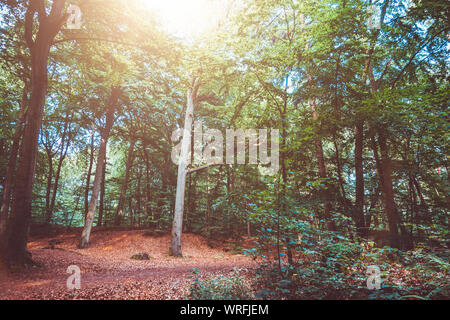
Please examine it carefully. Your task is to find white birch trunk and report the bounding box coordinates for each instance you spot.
[170,83,198,256]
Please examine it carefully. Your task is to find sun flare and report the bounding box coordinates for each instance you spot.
[143,0,229,39]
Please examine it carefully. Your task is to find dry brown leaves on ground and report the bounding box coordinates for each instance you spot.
[0,230,256,300]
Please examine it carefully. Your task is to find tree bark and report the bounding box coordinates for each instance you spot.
[205,169,210,237]
[309,97,334,229]
[0,83,28,262]
[170,79,200,257]
[136,167,142,226]
[300,13,333,230]
[114,139,136,226]
[143,148,153,223]
[354,121,366,237]
[44,143,54,223]
[355,0,391,241]
[372,135,401,248]
[47,113,72,223]
[97,155,107,227]
[1,85,29,227]
[363,0,401,247]
[378,133,401,248]
[84,130,95,219]
[79,87,121,248]
[5,0,67,266]
[280,78,293,265]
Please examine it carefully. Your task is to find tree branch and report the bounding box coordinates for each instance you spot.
[390,27,448,89]
[187,163,222,175]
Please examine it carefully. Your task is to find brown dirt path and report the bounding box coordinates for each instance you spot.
[0,230,256,300]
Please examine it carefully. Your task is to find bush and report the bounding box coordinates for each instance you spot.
[254,240,449,300]
[254,240,369,300]
[188,268,253,300]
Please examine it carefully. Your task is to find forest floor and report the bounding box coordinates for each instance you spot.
[0,229,256,300]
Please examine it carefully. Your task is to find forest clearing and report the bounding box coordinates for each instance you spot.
[0,228,256,299]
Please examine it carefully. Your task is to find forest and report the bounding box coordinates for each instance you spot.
[0,0,448,301]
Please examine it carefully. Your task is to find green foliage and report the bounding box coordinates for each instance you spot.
[253,231,449,300]
[188,269,253,300]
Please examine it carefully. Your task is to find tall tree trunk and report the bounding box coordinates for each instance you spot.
[355,0,391,241]
[363,0,399,247]
[354,121,366,237]
[229,166,236,236]
[84,130,95,219]
[309,97,334,229]
[279,79,293,265]
[205,169,210,237]
[412,176,427,208]
[300,13,333,229]
[79,87,121,248]
[170,79,200,257]
[0,138,4,179]
[114,139,136,226]
[136,167,142,227]
[1,85,29,228]
[143,148,153,223]
[0,83,28,264]
[48,114,72,223]
[378,133,401,248]
[226,166,232,233]
[185,174,191,233]
[5,0,67,266]
[44,145,54,222]
[187,173,197,232]
[372,134,401,248]
[97,155,107,227]
[128,197,134,226]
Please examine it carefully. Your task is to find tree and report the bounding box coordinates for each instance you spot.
[114,137,136,226]
[5,0,67,266]
[170,78,201,257]
[79,86,121,248]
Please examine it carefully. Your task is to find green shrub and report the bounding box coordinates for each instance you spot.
[188,269,253,300]
[254,242,449,300]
